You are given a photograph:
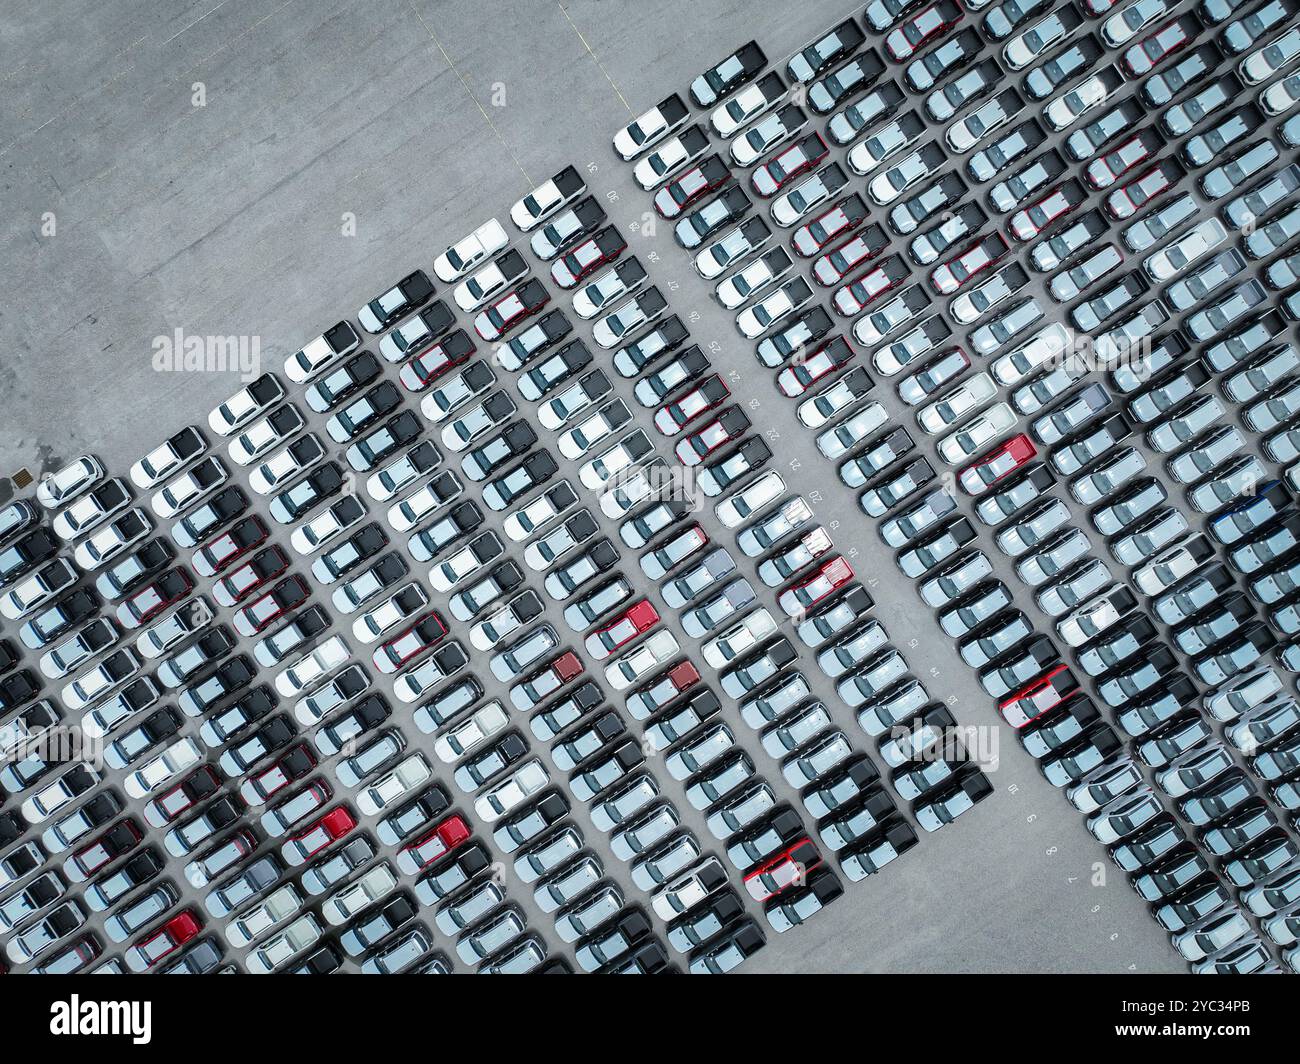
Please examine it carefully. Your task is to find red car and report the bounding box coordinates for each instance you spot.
[653,155,731,218]
[777,556,853,616]
[584,600,660,660]
[675,407,751,466]
[1105,160,1183,221]
[958,433,1036,495]
[930,232,1009,295]
[397,330,476,392]
[145,766,221,828]
[812,226,889,285]
[238,744,317,807]
[65,819,142,883]
[515,651,585,710]
[1083,128,1163,190]
[654,374,730,435]
[212,545,289,608]
[116,567,193,629]
[398,814,471,874]
[1000,663,1078,728]
[885,0,962,61]
[551,227,626,288]
[1122,16,1194,77]
[282,805,356,865]
[744,837,823,901]
[1009,183,1084,242]
[792,195,869,257]
[474,279,550,341]
[629,659,702,717]
[232,575,310,638]
[373,611,447,674]
[126,910,201,972]
[751,132,828,197]
[832,256,910,315]
[192,516,268,577]
[776,336,855,397]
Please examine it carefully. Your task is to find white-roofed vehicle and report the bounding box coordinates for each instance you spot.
[283,323,361,384]
[37,456,105,510]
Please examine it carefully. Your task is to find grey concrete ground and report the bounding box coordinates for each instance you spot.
[0,0,1190,971]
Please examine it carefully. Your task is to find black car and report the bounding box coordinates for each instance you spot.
[268,464,344,524]
[173,487,248,549]
[312,523,388,584]
[0,528,59,586]
[690,40,767,107]
[359,270,435,333]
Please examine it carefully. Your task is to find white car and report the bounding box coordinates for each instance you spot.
[510,167,586,231]
[937,403,1017,464]
[1101,0,1167,47]
[735,279,811,339]
[434,700,510,763]
[227,406,304,466]
[40,618,120,680]
[54,479,132,540]
[604,629,680,691]
[702,608,776,668]
[37,456,104,509]
[503,483,578,542]
[227,883,301,949]
[558,403,629,460]
[420,363,497,424]
[130,428,207,489]
[990,323,1073,386]
[1243,25,1300,84]
[633,132,706,190]
[357,756,432,817]
[284,324,360,384]
[573,262,646,320]
[388,479,457,534]
[730,109,804,167]
[453,253,526,312]
[123,737,202,800]
[473,759,550,822]
[244,913,321,975]
[1,559,77,620]
[208,374,286,436]
[1261,72,1300,116]
[715,249,792,309]
[20,765,101,825]
[918,372,998,435]
[711,78,785,138]
[150,460,227,520]
[580,434,650,492]
[651,855,726,921]
[367,443,441,503]
[429,538,496,594]
[275,636,350,698]
[72,510,151,571]
[715,470,785,528]
[322,864,397,926]
[434,218,509,282]
[289,495,365,555]
[592,291,665,349]
[613,94,690,159]
[353,583,427,644]
[61,648,140,712]
[1143,218,1227,283]
[248,437,324,496]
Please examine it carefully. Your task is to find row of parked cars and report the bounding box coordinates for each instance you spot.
[608,0,1300,975]
[496,176,849,967]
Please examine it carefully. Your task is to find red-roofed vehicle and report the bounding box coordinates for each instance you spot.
[958,434,1036,495]
[585,600,660,660]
